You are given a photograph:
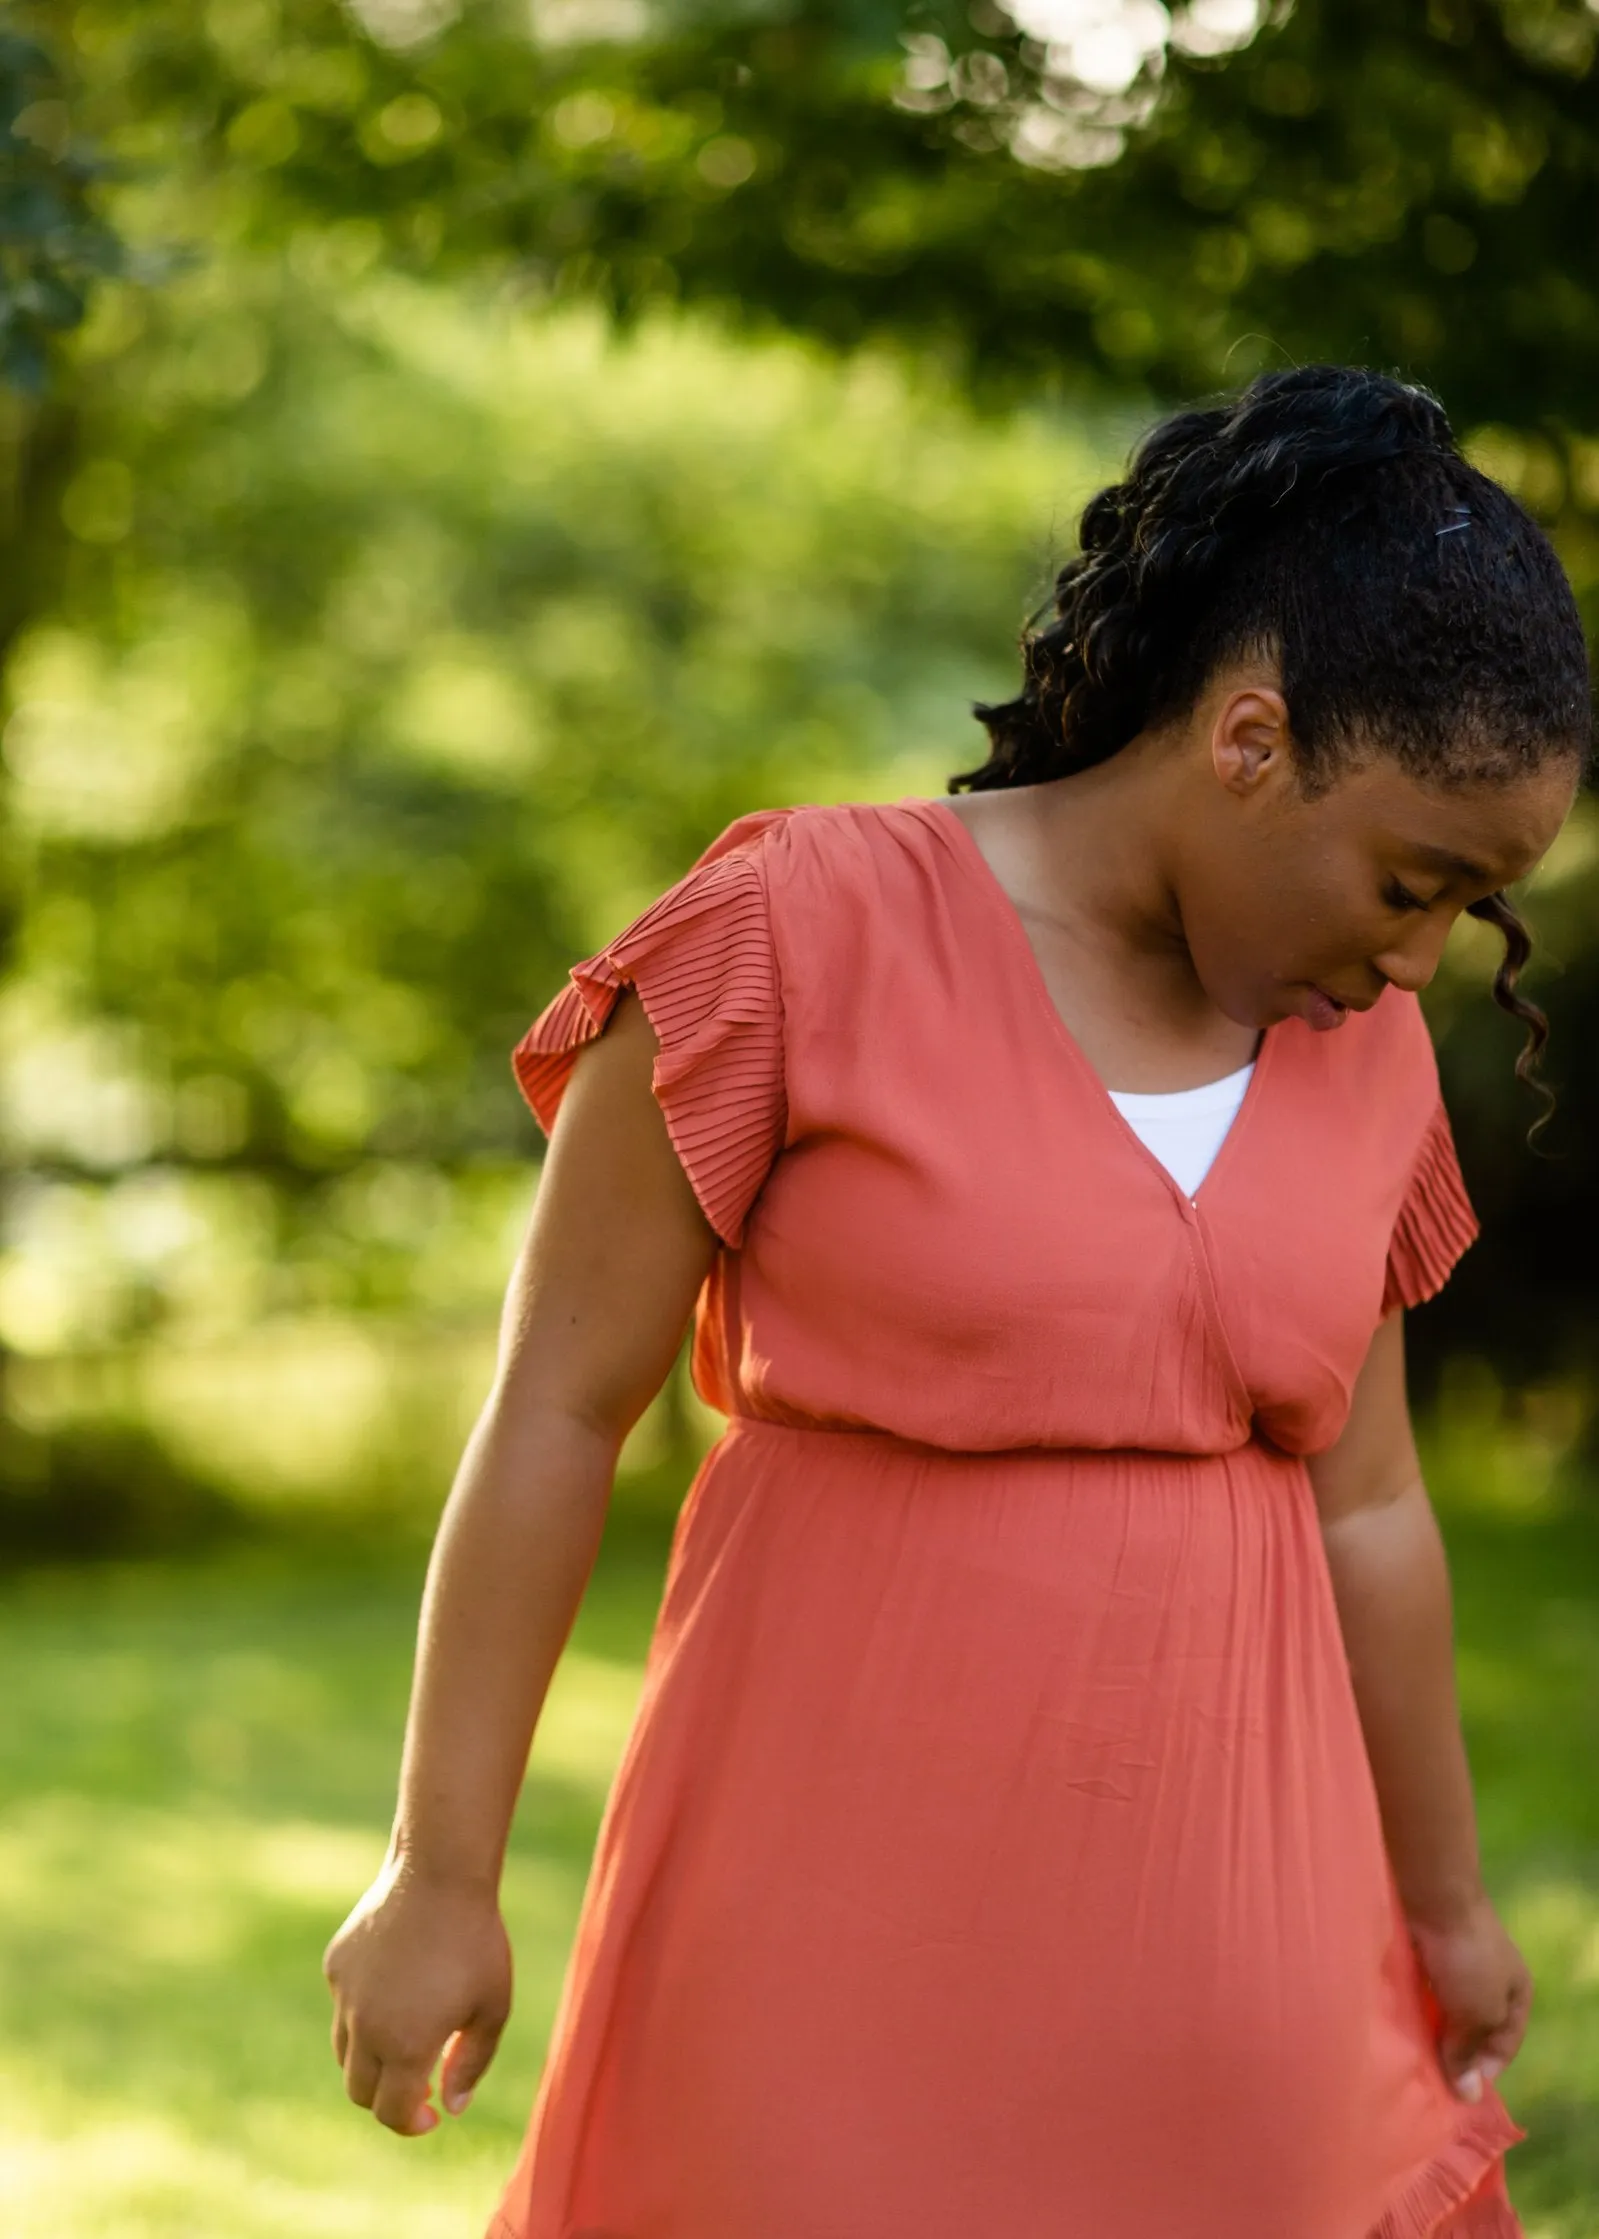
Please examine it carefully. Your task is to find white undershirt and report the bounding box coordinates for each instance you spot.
[1106,1061,1255,1200]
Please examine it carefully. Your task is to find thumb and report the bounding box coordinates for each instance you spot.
[1464,2003,1528,2102]
[1445,2033,1514,2104]
[441,2014,505,2115]
[1438,2023,1489,2100]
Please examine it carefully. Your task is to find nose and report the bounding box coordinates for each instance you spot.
[1374,914,1454,996]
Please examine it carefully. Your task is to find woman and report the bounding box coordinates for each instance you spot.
[325,366,1591,2238]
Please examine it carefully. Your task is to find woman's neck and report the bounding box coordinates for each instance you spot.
[946,745,1261,1091]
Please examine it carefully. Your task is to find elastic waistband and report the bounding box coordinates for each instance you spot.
[719,1412,1279,1473]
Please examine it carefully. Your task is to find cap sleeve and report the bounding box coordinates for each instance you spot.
[512,812,787,1248]
[1382,1096,1480,1316]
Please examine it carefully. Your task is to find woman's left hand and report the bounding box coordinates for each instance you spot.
[1409,1894,1532,2104]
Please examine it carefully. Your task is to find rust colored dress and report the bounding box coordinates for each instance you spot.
[491,798,1523,2239]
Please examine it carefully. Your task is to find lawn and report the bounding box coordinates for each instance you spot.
[0,1479,1596,2238]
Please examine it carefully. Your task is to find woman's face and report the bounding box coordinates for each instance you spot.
[1173,684,1582,1034]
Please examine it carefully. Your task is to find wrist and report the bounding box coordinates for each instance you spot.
[386,1829,503,1902]
[1401,1873,1489,1939]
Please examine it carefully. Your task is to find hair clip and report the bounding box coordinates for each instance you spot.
[1436,506,1472,538]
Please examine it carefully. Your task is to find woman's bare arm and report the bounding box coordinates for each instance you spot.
[1308,1311,1530,2102]
[324,993,718,2137]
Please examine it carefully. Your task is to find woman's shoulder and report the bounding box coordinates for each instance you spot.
[722,794,953,895]
[703,794,943,856]
[681,797,951,937]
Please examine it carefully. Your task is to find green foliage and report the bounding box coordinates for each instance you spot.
[0,28,124,391]
[0,263,1114,1359]
[53,0,1599,433]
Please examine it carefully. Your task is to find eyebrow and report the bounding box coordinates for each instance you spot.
[1407,842,1493,885]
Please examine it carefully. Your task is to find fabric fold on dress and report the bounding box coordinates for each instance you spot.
[513,821,786,1249]
[1377,2099,1524,2237]
[1383,1097,1480,1316]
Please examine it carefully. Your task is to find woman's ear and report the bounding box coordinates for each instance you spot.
[1211,687,1294,797]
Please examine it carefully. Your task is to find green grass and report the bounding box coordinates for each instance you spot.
[0,1518,667,2239]
[0,1491,1596,2237]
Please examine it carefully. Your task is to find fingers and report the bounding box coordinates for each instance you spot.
[1470,1971,1533,2088]
[1439,2020,1492,2097]
[334,2005,506,2131]
[343,2040,382,2111]
[441,2009,509,2115]
[1497,1966,1534,2054]
[1446,1971,1534,2101]
[372,2060,440,2137]
[343,2035,439,2136]
[1442,2020,1498,2100]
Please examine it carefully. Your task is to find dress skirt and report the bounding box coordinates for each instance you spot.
[490,1420,1520,2239]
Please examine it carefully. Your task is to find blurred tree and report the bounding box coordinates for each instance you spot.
[0,25,128,668]
[46,0,1599,444]
[0,269,1106,1364]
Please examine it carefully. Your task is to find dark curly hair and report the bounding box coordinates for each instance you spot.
[955,365,1592,1101]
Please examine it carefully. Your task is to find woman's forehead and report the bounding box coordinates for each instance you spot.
[1334,755,1578,882]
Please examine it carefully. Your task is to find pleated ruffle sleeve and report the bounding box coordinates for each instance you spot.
[1382,1097,1480,1316]
[512,812,788,1249]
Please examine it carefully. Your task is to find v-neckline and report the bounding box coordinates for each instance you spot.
[910,795,1277,1215]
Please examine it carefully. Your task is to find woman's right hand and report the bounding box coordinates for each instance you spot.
[324,1855,513,2136]
[1409,1892,1532,2105]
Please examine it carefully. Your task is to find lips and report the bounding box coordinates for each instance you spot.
[1302,986,1350,1033]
